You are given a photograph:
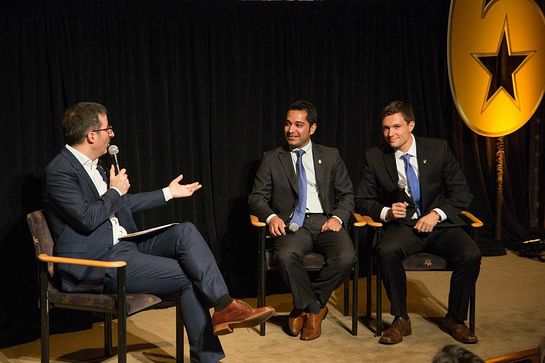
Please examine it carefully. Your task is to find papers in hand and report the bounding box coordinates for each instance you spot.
[118,223,178,240]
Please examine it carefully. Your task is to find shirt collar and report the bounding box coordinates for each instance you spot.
[292,140,312,154]
[65,144,98,169]
[395,134,417,159]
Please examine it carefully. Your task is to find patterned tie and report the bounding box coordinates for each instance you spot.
[289,149,307,231]
[401,153,421,217]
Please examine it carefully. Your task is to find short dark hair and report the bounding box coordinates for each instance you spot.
[287,100,318,126]
[432,344,484,363]
[380,100,415,124]
[62,102,107,145]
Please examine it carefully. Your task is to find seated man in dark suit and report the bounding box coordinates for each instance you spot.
[355,100,481,345]
[43,102,274,363]
[248,100,356,340]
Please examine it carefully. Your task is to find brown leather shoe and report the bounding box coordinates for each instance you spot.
[300,306,328,341]
[288,308,305,336]
[378,316,412,344]
[440,316,478,344]
[212,299,275,335]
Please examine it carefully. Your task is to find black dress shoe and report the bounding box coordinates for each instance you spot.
[440,316,478,344]
[378,316,412,344]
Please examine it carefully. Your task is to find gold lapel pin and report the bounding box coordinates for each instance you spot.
[423,160,427,164]
[318,159,322,164]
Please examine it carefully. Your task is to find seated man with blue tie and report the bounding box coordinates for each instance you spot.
[43,102,274,362]
[355,100,481,345]
[248,100,356,340]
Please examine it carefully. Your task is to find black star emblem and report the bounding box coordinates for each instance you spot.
[473,20,531,107]
[483,0,495,10]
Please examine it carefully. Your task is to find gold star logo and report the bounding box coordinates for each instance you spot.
[473,18,533,111]
[448,0,545,136]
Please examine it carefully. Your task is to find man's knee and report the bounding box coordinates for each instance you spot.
[276,248,304,270]
[377,241,405,263]
[173,222,204,246]
[174,221,198,235]
[459,246,482,267]
[328,247,356,271]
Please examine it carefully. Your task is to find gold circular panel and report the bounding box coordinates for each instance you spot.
[448,0,545,136]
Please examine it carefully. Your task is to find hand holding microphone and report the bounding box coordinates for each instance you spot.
[269,216,287,237]
[107,145,130,195]
[388,180,409,220]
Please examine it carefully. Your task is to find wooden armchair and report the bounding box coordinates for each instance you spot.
[354,211,483,336]
[26,210,184,363]
[250,214,362,336]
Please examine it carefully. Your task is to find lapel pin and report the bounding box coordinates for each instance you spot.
[423,160,427,164]
[318,159,322,164]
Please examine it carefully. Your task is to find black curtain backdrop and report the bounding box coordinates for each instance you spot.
[1,0,544,347]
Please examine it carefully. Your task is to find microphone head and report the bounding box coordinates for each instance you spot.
[108,145,119,156]
[288,223,299,233]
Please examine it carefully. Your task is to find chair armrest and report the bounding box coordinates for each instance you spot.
[361,215,383,228]
[250,215,266,228]
[460,211,484,228]
[38,253,126,268]
[352,213,366,228]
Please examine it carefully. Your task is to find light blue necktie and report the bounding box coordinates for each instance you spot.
[401,153,421,217]
[289,149,307,231]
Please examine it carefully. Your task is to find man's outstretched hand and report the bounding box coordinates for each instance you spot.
[168,174,202,198]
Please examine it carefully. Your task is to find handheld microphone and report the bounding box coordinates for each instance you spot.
[397,180,408,202]
[107,145,120,174]
[288,223,299,233]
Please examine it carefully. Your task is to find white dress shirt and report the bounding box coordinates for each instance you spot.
[380,135,446,222]
[266,141,342,225]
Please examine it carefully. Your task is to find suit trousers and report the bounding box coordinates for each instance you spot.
[104,222,227,363]
[377,223,481,322]
[274,214,356,310]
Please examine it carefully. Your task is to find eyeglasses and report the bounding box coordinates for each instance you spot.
[91,125,114,134]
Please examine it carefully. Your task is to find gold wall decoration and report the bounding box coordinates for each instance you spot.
[448,0,545,137]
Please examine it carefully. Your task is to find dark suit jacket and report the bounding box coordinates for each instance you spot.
[355,137,472,227]
[43,147,166,292]
[248,143,354,225]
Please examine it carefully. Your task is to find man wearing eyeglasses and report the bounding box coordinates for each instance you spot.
[43,102,274,363]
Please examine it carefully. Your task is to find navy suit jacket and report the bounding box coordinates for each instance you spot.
[248,143,354,225]
[355,137,472,227]
[43,147,166,292]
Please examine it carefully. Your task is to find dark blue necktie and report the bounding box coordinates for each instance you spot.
[401,153,421,217]
[290,149,307,230]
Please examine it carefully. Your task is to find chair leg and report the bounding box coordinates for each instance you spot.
[40,305,49,363]
[258,272,266,336]
[366,242,372,323]
[176,295,184,363]
[343,274,350,316]
[375,228,382,336]
[104,313,113,356]
[257,227,267,336]
[376,254,382,336]
[351,260,359,336]
[117,267,127,363]
[40,265,49,363]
